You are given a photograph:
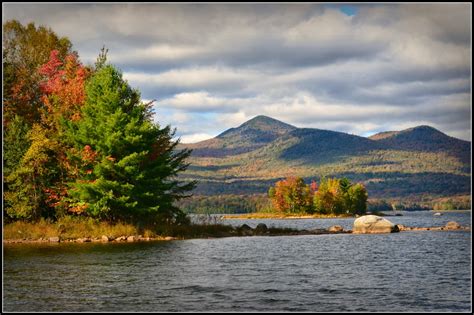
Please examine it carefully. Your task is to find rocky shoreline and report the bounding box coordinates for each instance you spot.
[3,234,180,245]
[3,218,470,245]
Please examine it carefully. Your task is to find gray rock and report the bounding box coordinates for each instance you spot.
[101,235,110,242]
[254,223,268,235]
[353,215,399,234]
[445,221,461,230]
[127,235,136,242]
[239,224,254,236]
[328,225,344,232]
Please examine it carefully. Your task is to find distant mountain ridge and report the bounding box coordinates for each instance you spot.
[184,115,297,157]
[179,115,471,200]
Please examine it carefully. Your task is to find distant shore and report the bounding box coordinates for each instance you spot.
[221,213,354,220]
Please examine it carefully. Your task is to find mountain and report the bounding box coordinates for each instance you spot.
[178,115,471,203]
[370,125,470,164]
[368,131,399,140]
[183,115,296,157]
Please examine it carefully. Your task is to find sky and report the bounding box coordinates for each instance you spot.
[3,3,472,142]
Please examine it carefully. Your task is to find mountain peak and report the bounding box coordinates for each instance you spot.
[405,125,441,133]
[238,115,296,131]
[370,125,445,141]
[217,115,296,139]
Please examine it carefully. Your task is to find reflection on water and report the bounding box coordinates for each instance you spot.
[4,211,471,312]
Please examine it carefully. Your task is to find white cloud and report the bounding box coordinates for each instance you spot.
[179,133,215,143]
[110,44,205,63]
[157,91,226,110]
[124,66,262,90]
[3,3,470,141]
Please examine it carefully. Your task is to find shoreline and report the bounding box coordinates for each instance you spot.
[4,225,470,246]
[3,235,181,245]
[3,231,350,245]
[221,213,354,220]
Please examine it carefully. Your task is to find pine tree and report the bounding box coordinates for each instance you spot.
[63,64,195,223]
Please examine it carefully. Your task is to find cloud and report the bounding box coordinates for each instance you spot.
[3,3,471,141]
[179,133,216,143]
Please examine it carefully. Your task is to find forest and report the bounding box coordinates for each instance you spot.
[3,20,195,225]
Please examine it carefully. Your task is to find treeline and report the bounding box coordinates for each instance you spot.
[367,196,471,211]
[184,171,471,200]
[176,194,471,214]
[3,20,194,224]
[268,176,368,215]
[176,194,271,214]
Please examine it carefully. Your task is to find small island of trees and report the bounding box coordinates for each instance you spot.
[268,176,368,216]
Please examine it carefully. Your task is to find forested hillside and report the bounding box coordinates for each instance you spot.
[177,115,471,212]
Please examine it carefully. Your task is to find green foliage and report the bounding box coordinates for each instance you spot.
[63,65,195,223]
[432,199,469,211]
[94,46,109,70]
[268,187,276,198]
[346,183,368,215]
[367,199,393,211]
[313,178,344,214]
[3,115,31,178]
[4,125,61,220]
[177,194,271,214]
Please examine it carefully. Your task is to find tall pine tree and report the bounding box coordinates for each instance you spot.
[63,65,195,223]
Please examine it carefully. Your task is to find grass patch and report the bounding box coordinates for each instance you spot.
[3,216,238,241]
[3,216,155,240]
[3,219,58,240]
[4,216,313,242]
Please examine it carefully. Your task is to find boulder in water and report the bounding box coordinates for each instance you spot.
[239,224,254,236]
[353,215,399,234]
[255,223,268,235]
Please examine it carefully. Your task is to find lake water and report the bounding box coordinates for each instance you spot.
[3,211,472,312]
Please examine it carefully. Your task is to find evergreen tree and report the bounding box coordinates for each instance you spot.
[347,183,368,215]
[63,65,195,223]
